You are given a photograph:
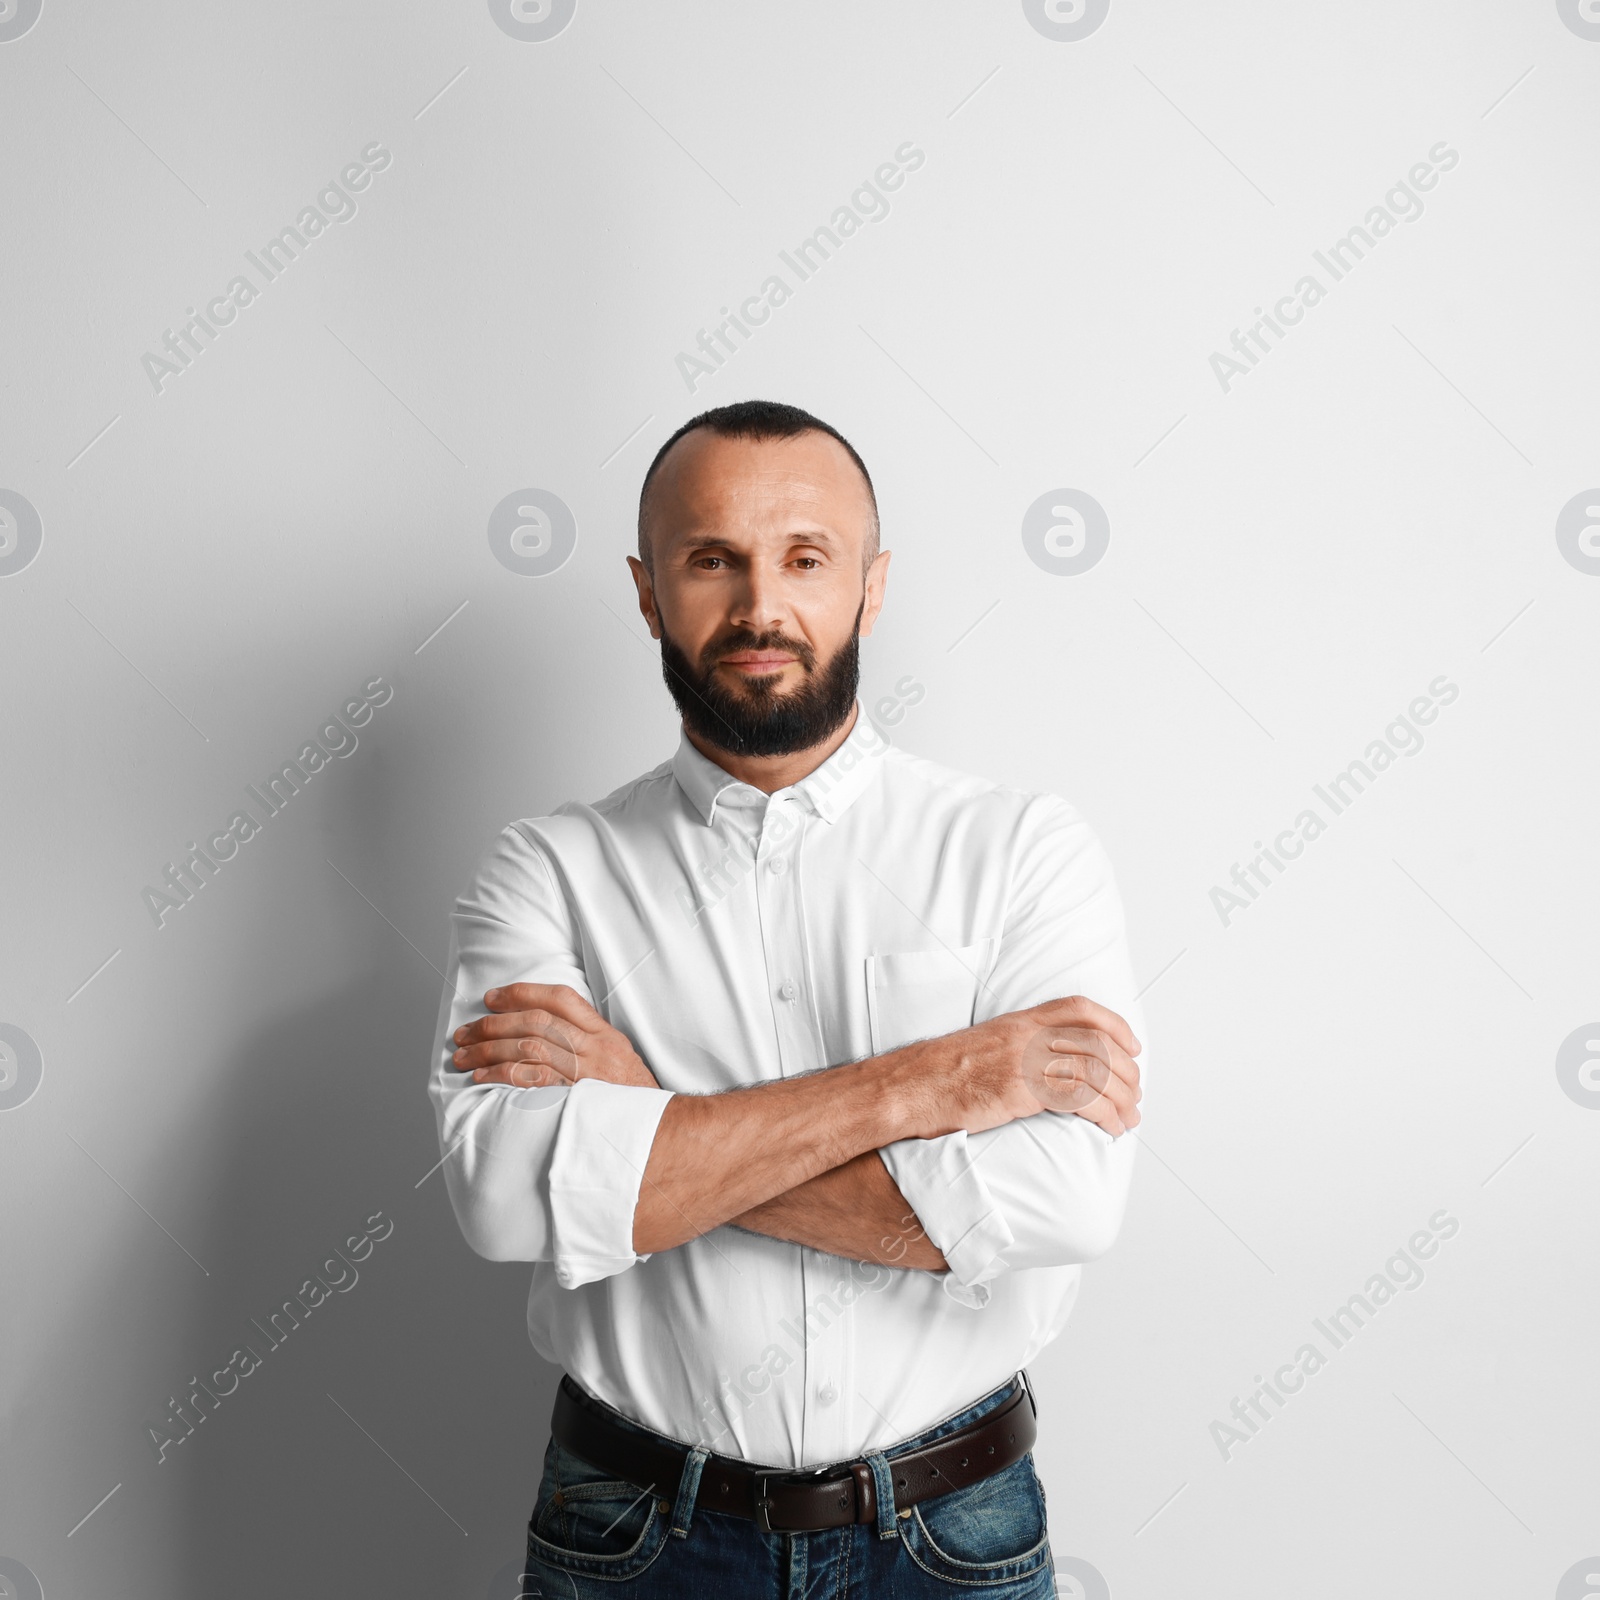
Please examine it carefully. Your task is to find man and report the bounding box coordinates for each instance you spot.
[429,400,1146,1598]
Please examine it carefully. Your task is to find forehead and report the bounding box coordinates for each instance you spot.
[647,429,873,551]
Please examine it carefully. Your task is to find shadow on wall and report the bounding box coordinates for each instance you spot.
[156,743,564,1597]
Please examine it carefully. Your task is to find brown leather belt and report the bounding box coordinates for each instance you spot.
[550,1375,1037,1534]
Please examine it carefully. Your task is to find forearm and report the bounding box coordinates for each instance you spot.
[731,1151,948,1271]
[633,1052,927,1254]
[628,992,1138,1257]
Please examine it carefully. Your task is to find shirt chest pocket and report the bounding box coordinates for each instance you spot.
[864,939,997,1055]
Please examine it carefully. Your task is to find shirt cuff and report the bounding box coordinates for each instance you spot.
[547,1079,675,1288]
[879,1132,1015,1309]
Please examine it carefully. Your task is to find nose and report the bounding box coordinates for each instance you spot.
[728,563,786,637]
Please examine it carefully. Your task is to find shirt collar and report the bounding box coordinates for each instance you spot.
[670,705,889,827]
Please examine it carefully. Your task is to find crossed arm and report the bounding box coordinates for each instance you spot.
[448,983,1142,1273]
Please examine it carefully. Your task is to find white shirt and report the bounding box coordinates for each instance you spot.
[428,706,1146,1469]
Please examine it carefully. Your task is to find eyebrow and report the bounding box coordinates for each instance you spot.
[675,527,844,555]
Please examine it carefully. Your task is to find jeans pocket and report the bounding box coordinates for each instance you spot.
[525,1442,670,1582]
[898,1455,1053,1589]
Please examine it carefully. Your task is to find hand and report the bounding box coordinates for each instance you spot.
[904,995,1142,1140]
[450,983,661,1089]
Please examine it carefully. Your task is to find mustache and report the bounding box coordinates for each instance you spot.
[701,629,816,673]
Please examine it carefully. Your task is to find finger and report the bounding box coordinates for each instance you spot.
[1035,1064,1127,1136]
[452,1037,579,1075]
[1041,1053,1140,1128]
[455,1009,566,1047]
[1041,1050,1114,1106]
[1047,1030,1140,1094]
[470,1059,575,1088]
[1071,1093,1131,1137]
[1030,996,1140,1056]
[484,984,597,1028]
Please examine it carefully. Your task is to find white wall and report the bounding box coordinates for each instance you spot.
[2,2,1596,1596]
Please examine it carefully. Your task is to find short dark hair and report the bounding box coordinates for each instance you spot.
[636,399,879,573]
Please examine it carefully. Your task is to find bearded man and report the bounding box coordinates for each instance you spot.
[430,399,1146,1599]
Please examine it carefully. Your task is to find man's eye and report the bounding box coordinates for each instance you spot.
[695,556,725,569]
[792,557,820,570]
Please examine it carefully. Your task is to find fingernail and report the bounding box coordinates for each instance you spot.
[453,1049,465,1064]
[473,1068,486,1082]
[485,989,501,1003]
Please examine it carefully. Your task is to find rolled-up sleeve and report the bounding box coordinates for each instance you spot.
[427,825,673,1284]
[879,796,1147,1306]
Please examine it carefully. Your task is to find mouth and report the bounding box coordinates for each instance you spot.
[718,652,798,676]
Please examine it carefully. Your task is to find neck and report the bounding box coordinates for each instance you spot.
[683,702,859,794]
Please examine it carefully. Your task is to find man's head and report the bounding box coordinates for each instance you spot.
[628,400,890,761]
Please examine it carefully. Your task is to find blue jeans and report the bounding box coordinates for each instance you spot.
[520,1379,1056,1598]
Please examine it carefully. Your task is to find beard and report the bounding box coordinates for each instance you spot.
[658,602,862,759]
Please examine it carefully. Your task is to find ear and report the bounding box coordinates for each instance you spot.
[626,555,663,640]
[858,549,892,639]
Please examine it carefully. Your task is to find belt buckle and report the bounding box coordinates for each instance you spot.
[753,1473,775,1534]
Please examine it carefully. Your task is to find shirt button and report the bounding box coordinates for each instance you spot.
[817,1382,838,1407]
[767,855,788,875]
[778,980,797,1003]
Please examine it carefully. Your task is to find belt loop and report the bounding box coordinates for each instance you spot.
[670,1445,710,1539]
[864,1452,899,1540]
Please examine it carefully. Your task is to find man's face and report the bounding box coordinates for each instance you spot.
[628,429,890,758]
